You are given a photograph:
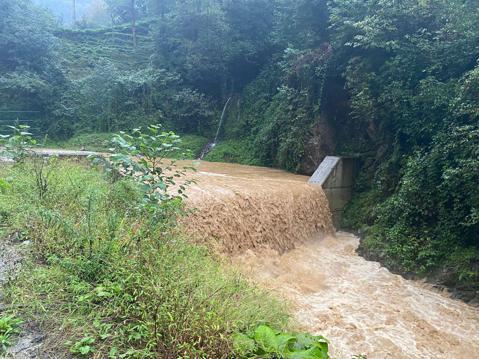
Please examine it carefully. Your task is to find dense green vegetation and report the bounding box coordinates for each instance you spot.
[333,1,479,294]
[0,128,304,357]
[0,162,288,357]
[1,0,478,322]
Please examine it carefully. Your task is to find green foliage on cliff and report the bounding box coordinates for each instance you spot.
[335,0,479,293]
[2,0,479,292]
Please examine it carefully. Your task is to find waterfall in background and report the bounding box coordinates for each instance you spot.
[198,97,232,160]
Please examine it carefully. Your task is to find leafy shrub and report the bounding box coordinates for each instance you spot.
[0,124,37,163]
[1,160,288,357]
[0,315,22,352]
[234,324,329,359]
[95,125,194,220]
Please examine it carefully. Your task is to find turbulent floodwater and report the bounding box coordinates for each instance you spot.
[235,233,479,359]
[182,160,333,253]
[183,160,479,359]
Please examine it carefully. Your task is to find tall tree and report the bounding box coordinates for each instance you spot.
[0,0,64,133]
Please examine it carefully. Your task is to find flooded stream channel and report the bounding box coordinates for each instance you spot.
[183,160,479,359]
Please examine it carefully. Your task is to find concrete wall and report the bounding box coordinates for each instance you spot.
[309,156,357,228]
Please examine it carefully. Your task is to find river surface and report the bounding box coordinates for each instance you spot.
[182,160,333,253]
[182,160,479,359]
[235,233,479,359]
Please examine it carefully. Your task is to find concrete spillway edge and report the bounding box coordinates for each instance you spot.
[309,156,357,228]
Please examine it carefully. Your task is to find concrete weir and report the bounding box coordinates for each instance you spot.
[309,156,357,228]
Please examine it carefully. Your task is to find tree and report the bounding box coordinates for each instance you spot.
[0,0,64,124]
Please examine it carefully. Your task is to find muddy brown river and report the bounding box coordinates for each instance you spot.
[182,160,479,359]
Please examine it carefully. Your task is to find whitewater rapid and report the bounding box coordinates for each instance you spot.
[235,232,479,358]
[182,160,479,359]
[182,160,333,253]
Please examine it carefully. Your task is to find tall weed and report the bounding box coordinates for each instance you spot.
[1,162,288,357]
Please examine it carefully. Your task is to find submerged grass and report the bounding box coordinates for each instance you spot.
[0,161,288,358]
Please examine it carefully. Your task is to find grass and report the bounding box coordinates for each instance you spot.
[0,160,288,358]
[204,139,262,166]
[45,132,210,159]
[45,133,113,152]
[0,315,22,352]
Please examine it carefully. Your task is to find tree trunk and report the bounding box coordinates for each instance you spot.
[131,0,137,47]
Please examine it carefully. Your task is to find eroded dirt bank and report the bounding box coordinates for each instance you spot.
[183,161,479,359]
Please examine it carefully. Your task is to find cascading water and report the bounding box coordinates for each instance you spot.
[198,97,232,160]
[179,160,479,359]
[180,160,333,252]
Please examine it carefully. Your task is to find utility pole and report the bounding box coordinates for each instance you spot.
[131,0,137,47]
[72,0,77,25]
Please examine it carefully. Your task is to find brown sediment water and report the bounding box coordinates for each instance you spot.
[181,160,333,253]
[235,233,479,359]
[182,160,479,359]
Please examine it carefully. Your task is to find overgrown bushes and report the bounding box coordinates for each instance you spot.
[0,158,291,357]
[0,125,298,357]
[361,126,479,290]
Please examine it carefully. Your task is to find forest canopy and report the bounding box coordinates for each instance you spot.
[1,0,479,293]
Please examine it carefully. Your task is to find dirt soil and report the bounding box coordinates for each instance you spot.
[0,236,44,358]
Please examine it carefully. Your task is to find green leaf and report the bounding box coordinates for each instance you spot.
[232,333,256,354]
[294,333,327,350]
[79,345,93,355]
[277,333,297,353]
[254,324,278,352]
[0,179,11,194]
[288,345,329,359]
